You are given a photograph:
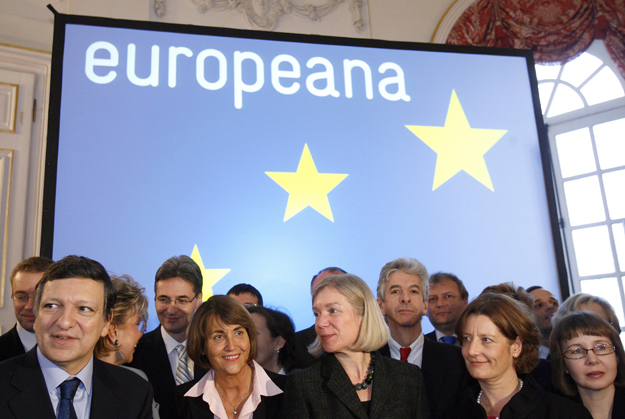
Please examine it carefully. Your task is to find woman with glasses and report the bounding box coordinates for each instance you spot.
[94,274,160,418]
[457,293,592,419]
[550,311,625,419]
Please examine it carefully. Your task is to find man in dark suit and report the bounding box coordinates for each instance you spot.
[129,255,205,419]
[0,256,53,362]
[377,257,471,419]
[0,255,153,419]
[293,266,347,369]
[425,272,468,346]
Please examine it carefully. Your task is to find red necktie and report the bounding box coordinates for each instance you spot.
[400,347,411,362]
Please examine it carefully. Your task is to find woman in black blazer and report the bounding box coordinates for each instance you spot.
[457,293,592,419]
[177,295,284,419]
[550,311,625,419]
[281,274,430,419]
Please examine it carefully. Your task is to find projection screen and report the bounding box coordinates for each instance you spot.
[41,12,566,333]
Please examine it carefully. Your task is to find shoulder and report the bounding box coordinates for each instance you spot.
[423,338,463,363]
[95,358,152,393]
[424,330,437,341]
[376,352,423,381]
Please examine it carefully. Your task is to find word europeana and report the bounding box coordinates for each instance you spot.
[84,41,411,109]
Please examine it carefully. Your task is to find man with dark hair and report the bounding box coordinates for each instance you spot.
[0,256,54,362]
[528,285,560,359]
[129,255,204,419]
[425,272,468,346]
[377,258,470,419]
[0,255,153,419]
[227,283,264,306]
[293,266,347,369]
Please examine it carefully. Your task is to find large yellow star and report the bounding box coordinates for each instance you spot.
[190,244,230,300]
[266,144,348,222]
[405,90,507,191]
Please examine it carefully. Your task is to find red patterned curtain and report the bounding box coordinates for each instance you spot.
[446,0,625,79]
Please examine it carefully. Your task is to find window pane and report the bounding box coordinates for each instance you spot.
[594,118,625,170]
[580,277,625,327]
[572,226,615,276]
[548,84,584,118]
[603,170,625,219]
[614,223,625,271]
[535,64,561,81]
[581,66,625,106]
[564,176,606,226]
[561,53,602,87]
[555,128,596,178]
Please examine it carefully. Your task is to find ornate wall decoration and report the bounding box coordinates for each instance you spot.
[154,0,364,32]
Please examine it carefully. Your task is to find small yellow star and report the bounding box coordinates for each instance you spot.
[405,90,507,191]
[190,244,230,300]
[266,144,348,222]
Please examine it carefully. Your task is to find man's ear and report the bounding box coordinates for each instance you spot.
[377,298,386,316]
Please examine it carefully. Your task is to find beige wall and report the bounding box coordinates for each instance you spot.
[0,0,456,52]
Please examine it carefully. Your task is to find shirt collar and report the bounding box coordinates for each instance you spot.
[161,325,186,354]
[37,346,94,396]
[434,329,457,342]
[16,323,37,351]
[184,360,283,419]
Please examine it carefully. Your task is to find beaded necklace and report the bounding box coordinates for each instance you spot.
[354,352,375,391]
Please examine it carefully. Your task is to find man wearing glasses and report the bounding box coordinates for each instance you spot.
[129,255,204,419]
[0,256,54,362]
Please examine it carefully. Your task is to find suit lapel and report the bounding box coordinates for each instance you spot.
[321,354,368,419]
[8,350,56,419]
[368,353,393,418]
[90,359,122,419]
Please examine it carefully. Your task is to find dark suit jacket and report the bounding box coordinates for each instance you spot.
[379,336,471,419]
[128,326,206,419]
[282,351,430,419]
[176,368,286,419]
[0,324,26,362]
[293,325,318,369]
[424,331,437,342]
[0,348,153,419]
[462,374,592,419]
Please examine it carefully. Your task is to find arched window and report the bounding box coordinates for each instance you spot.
[537,40,625,330]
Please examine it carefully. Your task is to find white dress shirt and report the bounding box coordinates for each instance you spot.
[387,333,424,367]
[161,326,195,380]
[16,323,37,352]
[37,347,94,419]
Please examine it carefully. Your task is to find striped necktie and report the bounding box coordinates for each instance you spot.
[57,378,80,419]
[175,344,193,385]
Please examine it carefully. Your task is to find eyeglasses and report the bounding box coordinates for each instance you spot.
[11,293,34,303]
[243,303,258,308]
[563,343,617,359]
[155,293,199,308]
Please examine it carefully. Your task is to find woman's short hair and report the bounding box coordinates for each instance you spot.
[480,282,534,312]
[247,305,297,372]
[95,275,148,358]
[550,311,625,396]
[187,295,258,370]
[552,293,621,334]
[456,293,541,374]
[308,274,390,358]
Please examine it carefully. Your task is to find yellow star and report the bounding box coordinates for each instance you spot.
[190,244,230,301]
[266,144,348,222]
[405,90,507,191]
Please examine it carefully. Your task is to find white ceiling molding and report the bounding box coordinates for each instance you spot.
[154,0,364,32]
[431,0,474,43]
